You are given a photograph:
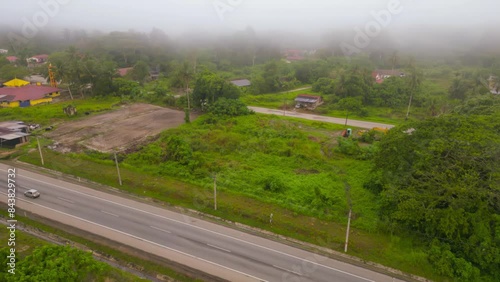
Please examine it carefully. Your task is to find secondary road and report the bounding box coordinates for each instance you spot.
[0,163,407,282]
[249,107,395,130]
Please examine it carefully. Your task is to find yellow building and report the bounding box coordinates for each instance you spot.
[0,79,59,108]
[3,78,30,87]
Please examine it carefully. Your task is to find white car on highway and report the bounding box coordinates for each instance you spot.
[24,189,40,198]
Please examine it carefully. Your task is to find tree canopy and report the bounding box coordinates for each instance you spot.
[371,96,500,281]
[191,71,241,109]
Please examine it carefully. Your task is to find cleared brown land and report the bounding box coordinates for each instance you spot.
[46,103,194,153]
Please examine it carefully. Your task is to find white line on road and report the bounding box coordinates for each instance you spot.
[273,265,302,276]
[57,197,74,204]
[207,243,231,253]
[6,198,267,282]
[150,226,172,234]
[10,170,375,282]
[100,210,119,217]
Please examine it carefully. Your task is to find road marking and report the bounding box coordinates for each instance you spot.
[8,170,375,282]
[273,265,302,276]
[150,226,172,234]
[57,197,74,204]
[207,243,231,253]
[100,210,119,217]
[0,196,268,282]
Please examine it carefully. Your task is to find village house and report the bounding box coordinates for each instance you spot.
[0,121,30,148]
[0,49,8,54]
[26,54,49,64]
[372,69,406,84]
[284,49,305,62]
[117,67,133,77]
[6,56,18,63]
[230,79,251,87]
[295,94,323,110]
[0,79,59,108]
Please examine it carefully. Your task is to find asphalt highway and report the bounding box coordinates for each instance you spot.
[0,163,407,282]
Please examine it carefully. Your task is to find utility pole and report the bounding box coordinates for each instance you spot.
[213,174,217,211]
[67,87,74,100]
[344,110,349,127]
[114,152,122,186]
[36,137,44,166]
[405,93,413,121]
[344,181,353,253]
[283,99,286,116]
[345,208,352,253]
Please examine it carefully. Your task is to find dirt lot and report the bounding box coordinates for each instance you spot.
[46,103,195,153]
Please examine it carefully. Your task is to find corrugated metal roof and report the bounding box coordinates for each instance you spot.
[230,79,251,87]
[0,132,29,141]
[295,97,319,103]
[0,85,59,101]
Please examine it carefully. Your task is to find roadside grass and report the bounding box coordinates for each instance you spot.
[241,88,312,109]
[315,106,406,126]
[241,89,413,126]
[0,97,121,126]
[14,113,446,281]
[0,216,148,281]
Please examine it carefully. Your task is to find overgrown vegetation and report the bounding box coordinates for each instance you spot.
[0,227,144,282]
[371,96,500,281]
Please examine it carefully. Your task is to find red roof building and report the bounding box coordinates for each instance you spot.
[6,56,18,63]
[284,49,305,61]
[117,67,133,77]
[0,85,59,107]
[372,69,406,84]
[27,54,49,65]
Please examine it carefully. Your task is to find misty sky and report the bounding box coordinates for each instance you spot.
[1,0,498,35]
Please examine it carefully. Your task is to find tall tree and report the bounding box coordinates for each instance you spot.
[405,66,423,120]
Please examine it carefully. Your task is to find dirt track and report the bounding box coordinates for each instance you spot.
[46,103,194,153]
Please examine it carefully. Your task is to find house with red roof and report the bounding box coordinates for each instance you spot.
[6,56,18,63]
[284,49,305,62]
[117,67,133,77]
[0,79,59,108]
[372,69,406,84]
[27,54,49,64]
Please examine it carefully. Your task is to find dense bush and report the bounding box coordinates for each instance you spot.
[371,99,500,280]
[206,98,254,117]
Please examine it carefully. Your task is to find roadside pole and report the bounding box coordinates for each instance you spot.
[114,152,122,186]
[36,136,44,166]
[213,174,217,210]
[344,181,352,253]
[345,208,352,253]
[67,87,74,100]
